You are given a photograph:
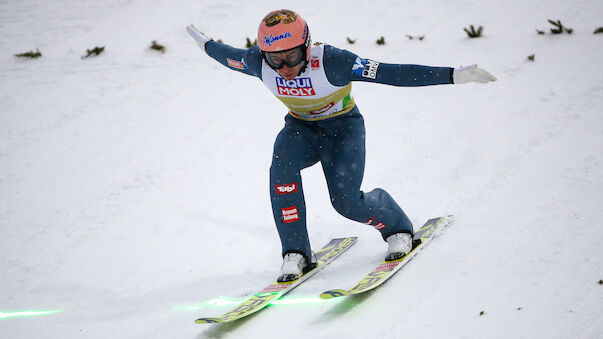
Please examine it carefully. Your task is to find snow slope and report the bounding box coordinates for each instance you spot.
[1,0,602,338]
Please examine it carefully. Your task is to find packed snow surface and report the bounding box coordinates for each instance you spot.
[1,0,602,338]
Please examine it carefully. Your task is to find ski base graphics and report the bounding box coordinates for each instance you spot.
[195,237,357,324]
[320,216,453,299]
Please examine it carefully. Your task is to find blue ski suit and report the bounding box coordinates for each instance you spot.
[204,40,453,262]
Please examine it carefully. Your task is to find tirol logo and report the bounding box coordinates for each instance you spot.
[311,57,319,69]
[281,206,299,223]
[263,32,292,47]
[275,183,298,194]
[276,78,315,96]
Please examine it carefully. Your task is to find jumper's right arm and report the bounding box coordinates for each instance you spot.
[186,24,262,78]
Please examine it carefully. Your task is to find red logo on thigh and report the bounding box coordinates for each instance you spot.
[275,183,298,194]
[281,206,299,223]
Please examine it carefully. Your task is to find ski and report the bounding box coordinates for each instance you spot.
[320,215,454,299]
[195,236,357,324]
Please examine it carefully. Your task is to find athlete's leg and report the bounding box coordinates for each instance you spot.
[318,112,414,239]
[270,116,319,261]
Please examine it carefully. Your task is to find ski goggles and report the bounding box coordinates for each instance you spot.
[263,46,304,70]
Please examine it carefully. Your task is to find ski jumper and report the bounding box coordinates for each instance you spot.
[204,41,453,261]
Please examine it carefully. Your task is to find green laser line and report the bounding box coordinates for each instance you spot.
[274,297,327,305]
[0,310,62,319]
[174,295,334,311]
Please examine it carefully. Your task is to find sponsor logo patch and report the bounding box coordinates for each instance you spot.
[276,78,315,96]
[309,102,334,115]
[263,32,292,47]
[351,57,380,79]
[364,218,375,225]
[310,57,320,69]
[362,59,380,79]
[227,58,246,70]
[281,206,299,223]
[352,57,367,76]
[275,183,298,194]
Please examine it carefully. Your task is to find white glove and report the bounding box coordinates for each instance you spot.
[453,64,497,84]
[186,24,210,52]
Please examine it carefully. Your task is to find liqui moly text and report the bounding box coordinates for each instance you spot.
[276,78,315,96]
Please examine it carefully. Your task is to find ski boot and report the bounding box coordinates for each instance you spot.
[277,252,317,282]
[385,232,413,261]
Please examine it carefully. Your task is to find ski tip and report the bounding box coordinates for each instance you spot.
[195,317,224,324]
[320,289,349,299]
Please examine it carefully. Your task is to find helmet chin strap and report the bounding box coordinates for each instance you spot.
[296,29,311,76]
[297,61,308,76]
[299,27,311,75]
